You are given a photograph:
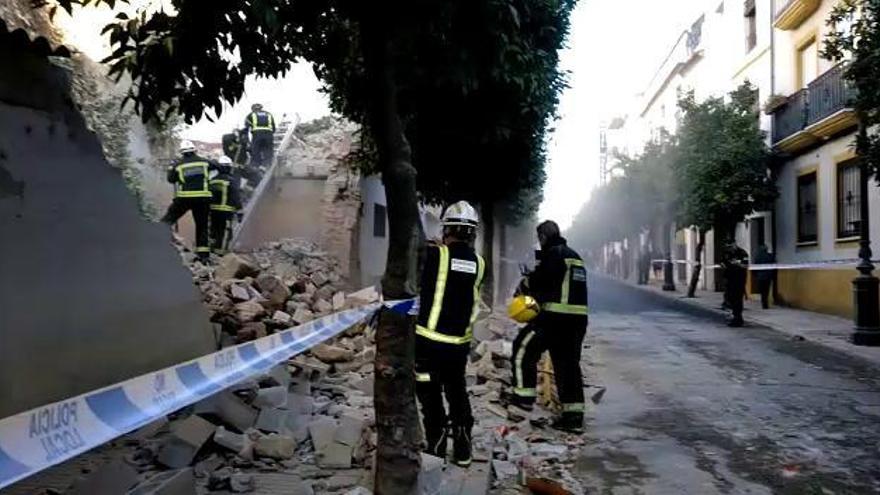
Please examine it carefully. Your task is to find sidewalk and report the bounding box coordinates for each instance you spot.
[616,275,880,368]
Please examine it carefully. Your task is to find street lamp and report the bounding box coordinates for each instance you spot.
[663,222,676,291]
[852,124,880,345]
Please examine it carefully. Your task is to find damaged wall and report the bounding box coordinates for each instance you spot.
[0,34,214,418]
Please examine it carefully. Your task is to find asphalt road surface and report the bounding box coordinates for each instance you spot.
[577,274,880,494]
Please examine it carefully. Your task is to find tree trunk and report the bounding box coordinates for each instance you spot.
[481,201,495,304]
[687,229,706,298]
[361,15,421,495]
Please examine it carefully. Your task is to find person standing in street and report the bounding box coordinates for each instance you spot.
[209,156,242,254]
[161,140,217,263]
[244,103,276,170]
[722,243,749,327]
[753,244,776,309]
[415,201,485,467]
[507,220,589,433]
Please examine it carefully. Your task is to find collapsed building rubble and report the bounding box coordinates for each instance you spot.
[13,238,585,495]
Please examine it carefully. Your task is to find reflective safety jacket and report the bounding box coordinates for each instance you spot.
[417,242,486,345]
[245,111,276,133]
[210,172,242,212]
[527,237,588,316]
[167,155,215,199]
[222,133,240,160]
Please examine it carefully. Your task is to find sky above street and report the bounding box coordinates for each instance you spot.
[59,0,711,229]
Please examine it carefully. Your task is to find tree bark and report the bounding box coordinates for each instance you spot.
[686,229,706,298]
[361,14,421,495]
[481,201,495,304]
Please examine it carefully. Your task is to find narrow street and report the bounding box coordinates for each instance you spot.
[578,275,880,494]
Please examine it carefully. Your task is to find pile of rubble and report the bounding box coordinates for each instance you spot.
[177,237,376,349]
[467,315,586,495]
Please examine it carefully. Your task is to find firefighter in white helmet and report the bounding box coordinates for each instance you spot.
[161,140,218,262]
[415,200,485,467]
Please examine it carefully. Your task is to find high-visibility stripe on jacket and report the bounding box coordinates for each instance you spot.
[528,238,589,316]
[210,176,241,212]
[169,159,212,198]
[416,243,485,345]
[247,111,275,132]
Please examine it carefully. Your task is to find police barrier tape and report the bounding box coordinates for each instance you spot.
[0,299,416,490]
[649,258,873,271]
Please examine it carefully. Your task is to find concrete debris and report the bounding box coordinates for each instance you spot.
[314,298,334,314]
[312,343,355,364]
[317,442,354,469]
[68,460,139,495]
[292,307,315,325]
[235,300,266,322]
[346,286,380,306]
[230,472,256,493]
[332,291,346,311]
[309,417,338,452]
[344,487,373,495]
[271,310,293,326]
[253,386,289,409]
[157,416,216,468]
[194,392,257,432]
[254,434,297,460]
[126,468,196,495]
[491,459,518,481]
[215,253,261,280]
[213,426,251,456]
[230,284,251,302]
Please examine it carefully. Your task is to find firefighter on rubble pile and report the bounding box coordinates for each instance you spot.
[415,201,485,467]
[209,156,242,255]
[506,220,589,433]
[161,140,217,263]
[244,103,276,169]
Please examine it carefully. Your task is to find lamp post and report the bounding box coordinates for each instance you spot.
[852,125,880,345]
[663,222,676,291]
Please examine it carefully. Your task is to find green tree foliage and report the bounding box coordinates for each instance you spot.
[824,0,880,178]
[568,131,676,251]
[40,1,574,492]
[675,83,775,238]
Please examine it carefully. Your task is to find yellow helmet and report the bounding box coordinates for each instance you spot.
[508,295,539,323]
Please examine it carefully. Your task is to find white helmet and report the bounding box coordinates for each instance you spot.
[179,140,196,155]
[442,201,479,228]
[217,155,233,165]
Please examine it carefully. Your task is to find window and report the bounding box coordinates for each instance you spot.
[373,203,387,238]
[837,159,861,239]
[797,172,818,244]
[744,0,757,52]
[797,37,818,88]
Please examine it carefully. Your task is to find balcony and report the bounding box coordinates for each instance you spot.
[771,64,858,154]
[774,0,821,30]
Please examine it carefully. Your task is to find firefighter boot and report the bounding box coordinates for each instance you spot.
[551,412,584,434]
[424,428,448,460]
[451,426,472,467]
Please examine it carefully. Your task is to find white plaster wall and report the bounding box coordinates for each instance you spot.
[358,175,388,287]
[773,0,843,97]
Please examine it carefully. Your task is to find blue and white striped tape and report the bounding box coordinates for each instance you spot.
[0,300,413,490]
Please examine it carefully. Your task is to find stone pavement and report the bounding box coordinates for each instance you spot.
[610,273,880,368]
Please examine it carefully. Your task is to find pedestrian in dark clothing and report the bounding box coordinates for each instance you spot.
[753,244,776,309]
[722,243,749,327]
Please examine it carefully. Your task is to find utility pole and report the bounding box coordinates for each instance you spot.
[663,222,676,291]
[852,124,880,345]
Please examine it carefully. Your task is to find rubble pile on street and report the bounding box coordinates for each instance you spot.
[468,315,586,495]
[173,236,380,350]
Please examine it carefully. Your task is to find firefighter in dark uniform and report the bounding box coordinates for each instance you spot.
[209,156,242,254]
[161,140,217,262]
[415,201,485,466]
[508,220,589,433]
[244,103,276,169]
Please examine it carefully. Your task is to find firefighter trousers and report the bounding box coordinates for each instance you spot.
[162,197,210,255]
[250,132,274,169]
[210,210,234,253]
[415,336,473,438]
[511,313,588,414]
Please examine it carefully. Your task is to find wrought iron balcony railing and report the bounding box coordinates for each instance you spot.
[771,64,857,145]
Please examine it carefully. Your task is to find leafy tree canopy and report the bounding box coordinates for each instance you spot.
[824,0,880,179]
[675,82,776,237]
